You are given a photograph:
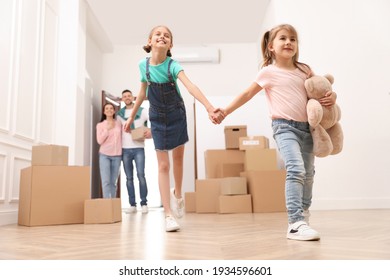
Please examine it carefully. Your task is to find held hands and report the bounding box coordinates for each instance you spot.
[207,107,226,124]
[319,91,337,107]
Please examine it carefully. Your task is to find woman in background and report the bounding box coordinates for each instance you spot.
[96,103,122,198]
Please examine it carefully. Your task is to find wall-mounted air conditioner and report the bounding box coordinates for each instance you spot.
[172,46,220,63]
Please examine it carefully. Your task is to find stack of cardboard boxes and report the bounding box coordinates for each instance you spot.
[18,145,90,226]
[18,144,122,226]
[186,125,286,214]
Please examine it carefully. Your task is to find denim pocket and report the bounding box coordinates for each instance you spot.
[162,89,179,106]
[272,123,289,135]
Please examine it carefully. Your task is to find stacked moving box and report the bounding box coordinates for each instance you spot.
[18,145,90,226]
[186,125,286,214]
[18,145,122,226]
[84,198,122,224]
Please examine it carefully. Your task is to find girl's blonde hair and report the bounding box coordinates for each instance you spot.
[261,24,311,76]
[143,25,173,57]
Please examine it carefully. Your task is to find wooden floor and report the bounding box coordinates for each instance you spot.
[0,209,389,260]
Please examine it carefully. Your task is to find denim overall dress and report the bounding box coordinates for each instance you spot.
[145,58,189,151]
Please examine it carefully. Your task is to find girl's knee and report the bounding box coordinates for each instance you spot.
[158,161,170,173]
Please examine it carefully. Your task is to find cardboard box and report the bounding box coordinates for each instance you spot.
[244,149,278,171]
[241,170,286,213]
[204,149,245,178]
[218,194,252,213]
[195,179,223,213]
[185,192,196,213]
[220,163,244,177]
[220,177,247,195]
[18,166,90,226]
[131,126,147,141]
[239,136,269,150]
[31,144,68,166]
[224,125,247,149]
[84,198,122,224]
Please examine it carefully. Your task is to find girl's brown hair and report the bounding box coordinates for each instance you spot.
[261,24,312,77]
[143,25,173,57]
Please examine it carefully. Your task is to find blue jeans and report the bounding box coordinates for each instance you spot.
[272,119,315,224]
[99,153,121,198]
[122,148,148,206]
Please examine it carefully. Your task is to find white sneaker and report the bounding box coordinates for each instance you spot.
[165,215,180,232]
[141,205,148,214]
[287,220,320,241]
[170,188,185,219]
[125,206,137,214]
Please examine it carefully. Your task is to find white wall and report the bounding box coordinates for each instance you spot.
[0,0,102,225]
[0,0,61,225]
[261,0,390,209]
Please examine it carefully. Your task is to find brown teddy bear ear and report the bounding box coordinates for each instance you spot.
[304,79,313,92]
[324,74,334,85]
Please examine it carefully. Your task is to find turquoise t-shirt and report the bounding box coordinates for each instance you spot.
[139,57,183,96]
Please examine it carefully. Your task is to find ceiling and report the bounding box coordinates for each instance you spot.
[85,0,270,46]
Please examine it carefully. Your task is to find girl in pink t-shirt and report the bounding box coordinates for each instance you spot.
[220,24,336,241]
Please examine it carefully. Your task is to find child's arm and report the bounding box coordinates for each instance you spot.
[124,82,147,132]
[319,91,337,107]
[221,82,262,117]
[177,71,224,124]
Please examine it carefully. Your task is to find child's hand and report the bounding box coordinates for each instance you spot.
[144,128,152,139]
[319,91,337,107]
[209,108,225,124]
[123,117,134,132]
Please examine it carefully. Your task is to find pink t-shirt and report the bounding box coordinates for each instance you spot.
[255,64,309,122]
[96,119,122,156]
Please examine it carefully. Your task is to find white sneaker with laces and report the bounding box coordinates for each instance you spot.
[170,188,185,218]
[287,220,320,241]
[141,205,148,214]
[125,206,137,214]
[165,215,180,232]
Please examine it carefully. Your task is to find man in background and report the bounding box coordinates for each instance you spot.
[118,89,151,213]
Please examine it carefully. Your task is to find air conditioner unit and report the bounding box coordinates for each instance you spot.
[172,46,220,63]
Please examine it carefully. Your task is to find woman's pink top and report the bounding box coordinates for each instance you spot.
[96,119,122,156]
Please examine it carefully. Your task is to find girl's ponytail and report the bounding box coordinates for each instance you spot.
[261,31,272,67]
[143,45,151,53]
[143,45,172,57]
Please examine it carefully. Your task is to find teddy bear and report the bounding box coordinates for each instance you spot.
[305,74,343,157]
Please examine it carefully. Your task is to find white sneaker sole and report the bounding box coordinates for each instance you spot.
[166,225,180,232]
[286,233,320,241]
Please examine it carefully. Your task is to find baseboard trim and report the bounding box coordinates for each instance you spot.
[0,210,18,226]
[312,197,390,210]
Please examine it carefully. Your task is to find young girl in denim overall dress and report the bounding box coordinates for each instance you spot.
[220,24,337,241]
[124,25,224,232]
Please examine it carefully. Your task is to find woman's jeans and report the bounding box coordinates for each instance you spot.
[272,119,315,224]
[99,153,121,198]
[122,148,148,206]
